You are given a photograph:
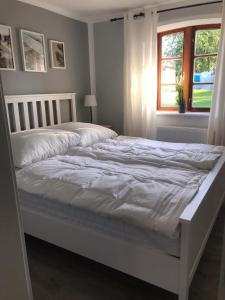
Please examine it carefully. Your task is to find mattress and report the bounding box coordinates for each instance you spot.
[16,136,224,258]
[18,189,180,257]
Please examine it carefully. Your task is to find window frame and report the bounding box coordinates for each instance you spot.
[157,24,221,112]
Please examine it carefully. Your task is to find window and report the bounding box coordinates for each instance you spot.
[157,25,221,111]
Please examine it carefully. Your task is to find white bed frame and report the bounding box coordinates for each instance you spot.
[5,93,76,132]
[6,93,225,300]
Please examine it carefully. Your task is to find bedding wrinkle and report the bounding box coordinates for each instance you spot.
[17,136,224,238]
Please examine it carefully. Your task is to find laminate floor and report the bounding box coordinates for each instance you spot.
[26,203,225,300]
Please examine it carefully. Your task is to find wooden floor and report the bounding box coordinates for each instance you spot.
[26,203,225,300]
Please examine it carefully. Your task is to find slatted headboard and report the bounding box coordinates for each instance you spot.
[4,93,77,133]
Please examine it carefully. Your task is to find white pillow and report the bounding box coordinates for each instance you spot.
[50,122,118,147]
[11,128,80,168]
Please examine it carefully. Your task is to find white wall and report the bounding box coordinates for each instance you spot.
[94,2,223,142]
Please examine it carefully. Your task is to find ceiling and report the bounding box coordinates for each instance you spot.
[18,0,220,22]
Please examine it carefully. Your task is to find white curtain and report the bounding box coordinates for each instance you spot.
[208,2,225,145]
[124,8,158,139]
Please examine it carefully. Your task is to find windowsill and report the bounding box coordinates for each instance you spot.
[156,111,210,117]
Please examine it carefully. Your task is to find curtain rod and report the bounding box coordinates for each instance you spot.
[110,0,223,22]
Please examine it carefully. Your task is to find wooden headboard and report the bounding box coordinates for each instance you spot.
[4,93,77,133]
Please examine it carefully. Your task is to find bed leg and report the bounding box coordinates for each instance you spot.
[178,286,189,300]
[218,217,225,300]
[179,222,190,300]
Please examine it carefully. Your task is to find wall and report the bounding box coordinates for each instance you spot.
[94,2,223,140]
[94,20,124,134]
[0,73,33,300]
[0,0,90,121]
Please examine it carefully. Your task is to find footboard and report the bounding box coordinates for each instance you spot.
[178,151,225,299]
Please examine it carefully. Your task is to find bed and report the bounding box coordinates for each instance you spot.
[5,93,225,300]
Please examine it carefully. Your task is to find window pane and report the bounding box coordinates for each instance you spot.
[192,84,213,108]
[161,60,183,84]
[162,32,184,58]
[161,86,178,107]
[195,29,221,55]
[193,56,217,83]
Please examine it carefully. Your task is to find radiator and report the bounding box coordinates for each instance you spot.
[156,126,207,144]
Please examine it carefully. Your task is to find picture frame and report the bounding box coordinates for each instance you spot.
[20,29,47,72]
[0,25,16,71]
[49,40,66,69]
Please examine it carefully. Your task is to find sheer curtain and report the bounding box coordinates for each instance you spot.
[208,2,225,145]
[124,8,158,139]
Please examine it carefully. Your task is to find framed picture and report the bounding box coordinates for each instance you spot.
[50,40,66,69]
[0,25,16,71]
[20,29,47,72]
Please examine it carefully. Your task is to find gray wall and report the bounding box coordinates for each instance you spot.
[1,0,90,121]
[94,20,124,134]
[0,73,33,300]
[94,2,222,135]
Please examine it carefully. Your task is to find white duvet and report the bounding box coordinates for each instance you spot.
[16,136,224,238]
